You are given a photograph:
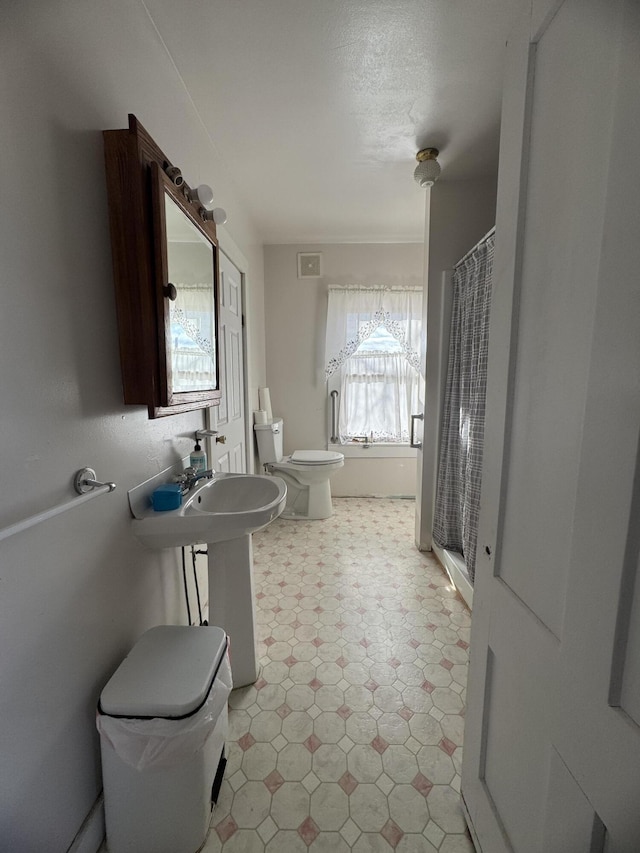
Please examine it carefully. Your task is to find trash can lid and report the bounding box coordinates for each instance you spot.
[100,625,228,718]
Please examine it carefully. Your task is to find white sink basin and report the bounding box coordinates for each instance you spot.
[132,473,287,549]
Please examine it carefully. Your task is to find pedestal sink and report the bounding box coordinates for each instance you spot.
[131,473,287,687]
[132,473,286,548]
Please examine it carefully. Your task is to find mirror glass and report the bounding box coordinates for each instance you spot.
[164,192,217,395]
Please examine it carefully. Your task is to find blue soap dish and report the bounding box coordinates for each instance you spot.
[152,484,183,512]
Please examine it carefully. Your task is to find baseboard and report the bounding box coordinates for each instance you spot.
[66,793,105,853]
[461,790,482,852]
[334,494,416,500]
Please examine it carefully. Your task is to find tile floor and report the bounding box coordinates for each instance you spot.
[202,497,474,853]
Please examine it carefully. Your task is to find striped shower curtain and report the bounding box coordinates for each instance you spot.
[432,233,495,584]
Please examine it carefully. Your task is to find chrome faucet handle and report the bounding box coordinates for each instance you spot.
[173,467,199,494]
[192,469,214,483]
[174,467,215,492]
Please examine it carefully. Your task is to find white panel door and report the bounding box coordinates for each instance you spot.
[462,1,640,851]
[210,251,246,474]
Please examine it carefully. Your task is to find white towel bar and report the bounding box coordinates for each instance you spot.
[0,468,116,543]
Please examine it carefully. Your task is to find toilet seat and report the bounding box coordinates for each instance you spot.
[289,450,344,466]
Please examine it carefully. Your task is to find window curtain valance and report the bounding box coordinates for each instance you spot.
[324,286,423,379]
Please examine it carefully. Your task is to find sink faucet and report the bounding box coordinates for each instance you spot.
[173,466,214,494]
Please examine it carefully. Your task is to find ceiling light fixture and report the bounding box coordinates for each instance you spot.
[414,148,441,188]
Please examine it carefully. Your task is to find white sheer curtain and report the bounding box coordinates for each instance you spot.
[170,283,216,392]
[325,287,423,443]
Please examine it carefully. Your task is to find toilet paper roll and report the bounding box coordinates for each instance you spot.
[254,410,268,425]
[259,387,273,421]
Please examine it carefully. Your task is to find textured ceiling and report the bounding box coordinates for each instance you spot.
[144,0,518,243]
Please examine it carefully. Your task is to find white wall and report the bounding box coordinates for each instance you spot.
[0,2,266,850]
[416,179,498,549]
[263,243,424,496]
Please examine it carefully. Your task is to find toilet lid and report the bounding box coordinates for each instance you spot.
[290,450,344,465]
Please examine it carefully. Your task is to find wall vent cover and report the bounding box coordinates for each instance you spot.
[297,252,322,279]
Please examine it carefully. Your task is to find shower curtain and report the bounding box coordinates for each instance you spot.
[433,232,495,584]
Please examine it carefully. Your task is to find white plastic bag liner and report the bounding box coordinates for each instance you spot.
[96,651,232,771]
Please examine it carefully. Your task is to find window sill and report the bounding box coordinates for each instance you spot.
[328,442,417,459]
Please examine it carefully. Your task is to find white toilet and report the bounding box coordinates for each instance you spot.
[254,418,344,520]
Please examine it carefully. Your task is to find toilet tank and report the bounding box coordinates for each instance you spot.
[254,418,284,464]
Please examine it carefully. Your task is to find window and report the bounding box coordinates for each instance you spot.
[325,287,423,444]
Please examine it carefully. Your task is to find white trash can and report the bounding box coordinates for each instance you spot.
[97,625,231,853]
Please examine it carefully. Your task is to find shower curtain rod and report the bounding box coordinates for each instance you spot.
[453,225,496,270]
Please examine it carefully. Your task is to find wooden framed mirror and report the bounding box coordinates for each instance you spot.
[103,115,222,417]
[152,164,219,410]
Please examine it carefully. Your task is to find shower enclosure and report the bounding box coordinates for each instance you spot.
[432,228,495,604]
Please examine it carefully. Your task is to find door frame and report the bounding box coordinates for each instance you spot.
[204,230,252,473]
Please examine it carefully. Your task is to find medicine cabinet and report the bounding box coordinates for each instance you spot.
[103,115,221,417]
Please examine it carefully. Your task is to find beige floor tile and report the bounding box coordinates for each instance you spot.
[349,783,390,832]
[314,684,345,711]
[352,831,397,852]
[440,713,465,747]
[408,710,445,743]
[256,683,287,710]
[312,743,347,782]
[314,710,346,743]
[257,815,278,843]
[241,741,278,780]
[270,781,310,830]
[416,745,456,785]
[396,833,438,852]
[213,498,473,853]
[439,833,476,852]
[345,711,378,744]
[431,687,464,715]
[347,743,384,783]
[427,785,468,834]
[281,710,314,743]
[286,683,315,711]
[309,831,352,853]
[230,781,271,829]
[381,744,420,783]
[265,829,308,853]
[388,784,430,833]
[249,710,282,743]
[218,828,264,852]
[376,712,411,744]
[277,741,313,781]
[310,782,349,831]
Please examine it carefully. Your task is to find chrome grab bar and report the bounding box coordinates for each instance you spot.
[330,390,339,443]
[410,413,424,449]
